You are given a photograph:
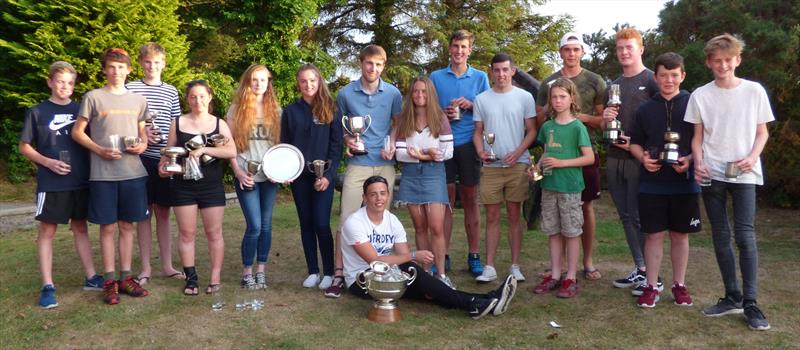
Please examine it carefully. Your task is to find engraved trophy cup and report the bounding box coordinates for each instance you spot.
[356,261,417,324]
[342,115,372,155]
[483,133,498,162]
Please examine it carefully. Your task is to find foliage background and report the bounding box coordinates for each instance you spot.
[0,0,798,206]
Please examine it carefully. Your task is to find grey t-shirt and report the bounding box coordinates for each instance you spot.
[78,88,148,181]
[607,69,658,159]
[473,86,536,167]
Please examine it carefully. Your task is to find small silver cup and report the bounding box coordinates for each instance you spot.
[307,160,331,180]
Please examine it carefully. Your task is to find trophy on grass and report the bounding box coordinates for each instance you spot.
[483,132,498,162]
[161,147,188,175]
[307,160,332,180]
[603,84,625,144]
[342,115,372,155]
[356,261,417,324]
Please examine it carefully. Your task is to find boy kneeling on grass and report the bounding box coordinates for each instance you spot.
[19,61,104,309]
[629,52,700,308]
[530,78,594,298]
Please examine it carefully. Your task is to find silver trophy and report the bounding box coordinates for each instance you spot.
[725,161,741,181]
[483,133,498,162]
[207,134,229,147]
[145,112,162,144]
[451,103,461,121]
[242,160,262,191]
[356,261,417,323]
[528,155,543,181]
[307,160,331,180]
[160,147,188,174]
[659,131,681,165]
[342,115,372,155]
[185,134,214,164]
[604,84,625,144]
[123,136,142,149]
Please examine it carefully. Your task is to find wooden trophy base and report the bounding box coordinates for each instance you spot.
[368,306,401,323]
[350,148,368,156]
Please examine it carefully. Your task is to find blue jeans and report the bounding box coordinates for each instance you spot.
[290,173,335,275]
[606,157,644,268]
[702,180,759,301]
[235,180,277,267]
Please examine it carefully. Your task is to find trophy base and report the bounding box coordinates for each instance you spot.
[532,174,543,182]
[350,149,368,156]
[164,165,184,174]
[660,159,679,165]
[367,306,401,323]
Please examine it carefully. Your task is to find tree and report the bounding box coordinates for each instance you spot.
[0,0,194,182]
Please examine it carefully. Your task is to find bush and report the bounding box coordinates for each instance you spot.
[0,118,35,183]
[761,120,800,208]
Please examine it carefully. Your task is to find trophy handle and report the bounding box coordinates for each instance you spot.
[356,270,368,290]
[306,161,314,174]
[406,266,417,286]
[341,115,351,135]
[324,160,332,172]
[362,115,372,133]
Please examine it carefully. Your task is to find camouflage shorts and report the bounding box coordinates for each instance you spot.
[540,189,583,237]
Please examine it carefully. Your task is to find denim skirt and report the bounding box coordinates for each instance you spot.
[397,161,448,205]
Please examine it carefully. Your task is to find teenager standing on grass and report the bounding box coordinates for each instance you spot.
[159,80,235,295]
[127,42,184,285]
[228,64,281,290]
[685,34,774,331]
[19,61,103,309]
[530,78,593,298]
[71,48,150,305]
[628,52,699,308]
[281,64,342,290]
[393,76,454,287]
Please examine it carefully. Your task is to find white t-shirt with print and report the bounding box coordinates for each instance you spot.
[341,207,408,287]
[684,79,775,185]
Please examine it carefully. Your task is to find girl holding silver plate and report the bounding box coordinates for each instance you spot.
[158,80,236,295]
[281,64,343,290]
[227,64,282,290]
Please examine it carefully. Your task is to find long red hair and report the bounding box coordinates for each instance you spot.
[230,64,280,153]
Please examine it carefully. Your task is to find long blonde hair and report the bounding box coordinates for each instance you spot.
[396,76,445,138]
[297,64,336,124]
[231,64,280,153]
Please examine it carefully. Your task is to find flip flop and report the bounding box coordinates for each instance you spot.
[164,272,186,280]
[206,284,222,295]
[583,268,602,281]
[136,276,151,286]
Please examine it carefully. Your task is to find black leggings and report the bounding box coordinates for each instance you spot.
[348,262,486,311]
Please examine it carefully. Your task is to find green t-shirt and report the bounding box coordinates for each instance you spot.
[537,118,591,193]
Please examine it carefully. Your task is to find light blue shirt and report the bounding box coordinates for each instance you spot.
[430,65,490,146]
[336,78,402,166]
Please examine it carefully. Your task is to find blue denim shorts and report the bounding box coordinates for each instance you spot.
[397,162,448,205]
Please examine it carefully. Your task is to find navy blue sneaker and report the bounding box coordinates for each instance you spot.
[39,284,58,309]
[468,253,484,277]
[83,274,104,291]
[444,255,452,273]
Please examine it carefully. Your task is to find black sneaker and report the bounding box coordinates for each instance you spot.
[468,297,498,320]
[702,296,744,317]
[743,301,771,331]
[631,277,663,296]
[613,267,645,288]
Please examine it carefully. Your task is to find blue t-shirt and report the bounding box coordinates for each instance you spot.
[19,100,90,192]
[430,65,490,146]
[336,78,402,166]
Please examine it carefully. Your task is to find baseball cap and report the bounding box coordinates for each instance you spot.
[559,32,586,49]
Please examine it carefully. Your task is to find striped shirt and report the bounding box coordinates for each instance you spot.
[126,80,182,159]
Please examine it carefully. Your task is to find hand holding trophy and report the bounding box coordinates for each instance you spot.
[342,115,372,155]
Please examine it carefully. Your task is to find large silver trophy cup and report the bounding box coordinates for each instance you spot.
[342,115,372,155]
[160,147,188,174]
[356,261,417,323]
[185,134,214,164]
[483,132,498,162]
[307,159,331,180]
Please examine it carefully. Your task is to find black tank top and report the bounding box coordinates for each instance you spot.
[175,115,223,183]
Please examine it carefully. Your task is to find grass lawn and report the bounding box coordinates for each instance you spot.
[1,190,798,349]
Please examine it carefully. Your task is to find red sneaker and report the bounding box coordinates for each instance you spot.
[637,285,660,308]
[103,280,119,305]
[119,276,149,297]
[672,284,693,306]
[556,278,579,298]
[531,276,560,294]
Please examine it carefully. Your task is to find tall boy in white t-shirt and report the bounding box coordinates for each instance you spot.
[684,33,774,331]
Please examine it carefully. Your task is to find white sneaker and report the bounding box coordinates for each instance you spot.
[302,274,319,288]
[509,264,526,282]
[476,265,497,283]
[318,275,333,290]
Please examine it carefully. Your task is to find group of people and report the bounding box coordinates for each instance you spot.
[20,27,773,329]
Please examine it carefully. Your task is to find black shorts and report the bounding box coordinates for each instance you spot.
[638,192,702,234]
[35,189,89,224]
[171,179,226,209]
[141,156,173,207]
[581,152,601,202]
[445,142,481,186]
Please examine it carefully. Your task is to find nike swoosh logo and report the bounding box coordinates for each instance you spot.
[49,119,76,131]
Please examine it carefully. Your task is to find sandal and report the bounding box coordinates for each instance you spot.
[164,271,186,280]
[206,283,222,295]
[183,267,199,296]
[583,268,602,281]
[135,275,151,286]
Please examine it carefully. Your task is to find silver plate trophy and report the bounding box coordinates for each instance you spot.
[261,143,305,183]
[307,159,331,180]
[342,115,372,155]
[483,132,498,162]
[160,147,188,174]
[356,261,417,323]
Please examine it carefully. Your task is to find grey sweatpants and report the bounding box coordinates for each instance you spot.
[606,156,645,268]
